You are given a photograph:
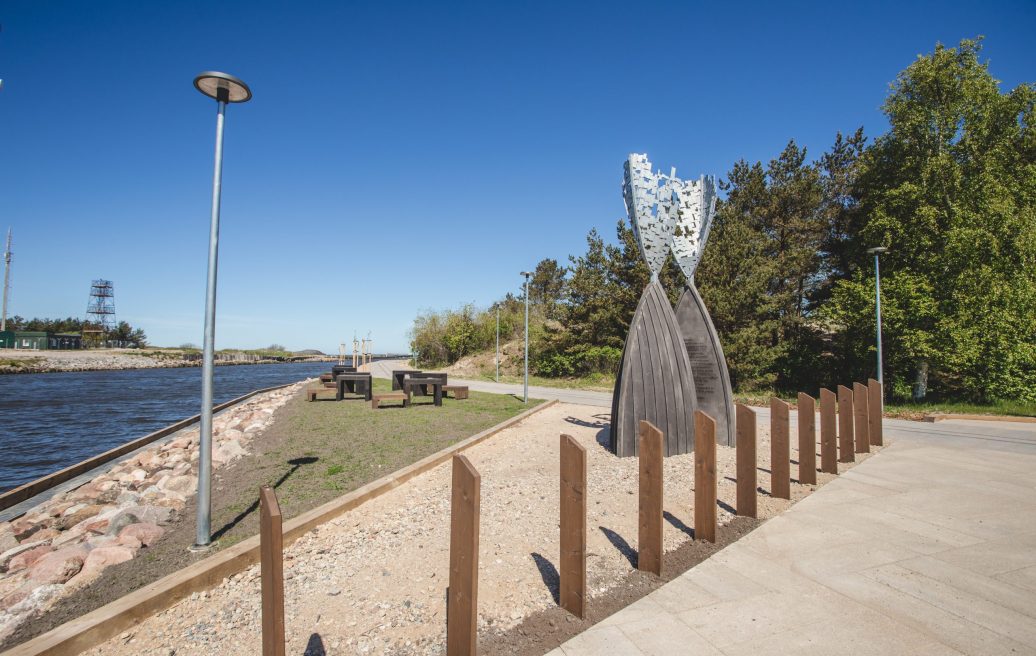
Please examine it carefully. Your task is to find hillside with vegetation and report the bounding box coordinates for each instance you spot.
[411,39,1036,406]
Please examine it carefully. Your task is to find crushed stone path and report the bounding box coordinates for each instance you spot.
[550,416,1036,655]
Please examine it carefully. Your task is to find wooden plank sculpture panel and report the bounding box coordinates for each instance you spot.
[819,389,838,474]
[769,398,791,499]
[735,404,757,518]
[675,285,735,447]
[694,411,717,542]
[854,382,871,454]
[638,421,664,575]
[610,279,698,457]
[797,393,817,485]
[260,485,285,656]
[868,378,884,446]
[448,455,480,656]
[559,434,586,618]
[837,385,855,463]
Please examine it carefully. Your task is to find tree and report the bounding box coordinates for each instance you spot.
[827,38,1036,401]
[528,258,568,320]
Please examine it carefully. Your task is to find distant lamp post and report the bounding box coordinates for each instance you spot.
[866,246,888,405]
[192,71,252,551]
[495,307,500,383]
[520,271,532,403]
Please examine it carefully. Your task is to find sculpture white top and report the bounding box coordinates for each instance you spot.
[623,153,717,280]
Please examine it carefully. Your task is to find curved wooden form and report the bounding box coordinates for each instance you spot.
[610,279,698,457]
[675,284,736,447]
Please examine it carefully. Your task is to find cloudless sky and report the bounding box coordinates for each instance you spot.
[1,1,1033,353]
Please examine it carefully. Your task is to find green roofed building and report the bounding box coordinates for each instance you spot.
[0,330,14,349]
[11,331,83,350]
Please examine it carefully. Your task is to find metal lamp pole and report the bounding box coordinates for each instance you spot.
[495,307,500,383]
[192,71,252,551]
[867,246,888,406]
[520,271,531,403]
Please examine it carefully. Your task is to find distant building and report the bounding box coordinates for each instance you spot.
[10,331,83,350]
[0,330,14,349]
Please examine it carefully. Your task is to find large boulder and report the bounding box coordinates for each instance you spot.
[6,545,54,572]
[0,539,54,572]
[29,546,89,584]
[213,441,246,463]
[73,546,134,584]
[159,475,198,495]
[118,523,164,547]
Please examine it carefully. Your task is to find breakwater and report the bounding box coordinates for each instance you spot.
[0,362,332,493]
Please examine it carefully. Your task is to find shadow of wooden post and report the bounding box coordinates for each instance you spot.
[260,485,285,656]
[854,383,871,454]
[735,404,757,518]
[769,398,791,499]
[694,411,717,543]
[868,379,884,446]
[819,389,838,474]
[797,393,817,485]
[448,455,480,656]
[559,434,586,619]
[638,420,663,576]
[837,385,856,463]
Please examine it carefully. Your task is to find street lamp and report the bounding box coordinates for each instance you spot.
[495,306,500,383]
[192,71,252,551]
[520,271,532,403]
[866,246,888,406]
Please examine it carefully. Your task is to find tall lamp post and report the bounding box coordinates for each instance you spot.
[192,71,252,551]
[866,246,888,406]
[520,271,531,403]
[495,306,500,383]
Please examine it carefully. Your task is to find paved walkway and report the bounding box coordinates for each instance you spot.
[367,360,612,407]
[550,416,1036,655]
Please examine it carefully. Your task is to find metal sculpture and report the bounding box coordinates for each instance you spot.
[610,154,698,457]
[670,174,736,446]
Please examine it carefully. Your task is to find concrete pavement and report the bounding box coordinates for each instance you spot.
[548,416,1036,655]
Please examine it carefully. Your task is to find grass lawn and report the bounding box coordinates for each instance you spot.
[884,399,1036,418]
[476,371,616,392]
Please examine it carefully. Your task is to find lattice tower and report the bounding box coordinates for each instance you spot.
[84,279,116,341]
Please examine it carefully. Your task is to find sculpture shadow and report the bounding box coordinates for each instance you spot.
[664,510,695,540]
[211,456,319,542]
[530,552,560,604]
[563,414,612,451]
[599,526,637,569]
[303,633,326,655]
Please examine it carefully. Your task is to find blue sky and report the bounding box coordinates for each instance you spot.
[1,1,1033,353]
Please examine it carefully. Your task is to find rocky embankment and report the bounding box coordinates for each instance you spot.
[0,381,308,642]
[0,350,318,375]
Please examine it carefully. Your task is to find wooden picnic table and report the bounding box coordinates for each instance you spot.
[336,373,372,401]
[405,371,447,396]
[404,377,444,407]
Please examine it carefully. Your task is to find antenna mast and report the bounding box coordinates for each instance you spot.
[1,229,11,332]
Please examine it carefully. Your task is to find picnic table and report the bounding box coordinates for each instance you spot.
[336,372,373,401]
[331,365,357,377]
[404,377,444,407]
[405,371,447,396]
[392,369,422,391]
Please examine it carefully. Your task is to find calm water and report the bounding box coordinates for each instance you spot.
[0,362,334,493]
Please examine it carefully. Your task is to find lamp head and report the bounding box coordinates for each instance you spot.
[867,246,889,255]
[520,271,532,277]
[194,71,252,103]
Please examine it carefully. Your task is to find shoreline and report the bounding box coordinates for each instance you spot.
[0,350,336,376]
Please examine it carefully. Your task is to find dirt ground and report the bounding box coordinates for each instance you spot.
[1,383,529,650]
[81,402,879,656]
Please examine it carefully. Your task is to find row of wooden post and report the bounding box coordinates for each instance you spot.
[258,379,885,656]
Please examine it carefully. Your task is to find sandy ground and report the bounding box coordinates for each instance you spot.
[84,403,875,656]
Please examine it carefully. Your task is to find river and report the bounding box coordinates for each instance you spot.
[0,362,335,493]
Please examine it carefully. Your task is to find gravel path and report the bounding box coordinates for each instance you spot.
[84,403,876,656]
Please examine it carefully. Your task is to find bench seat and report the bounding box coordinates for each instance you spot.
[371,392,407,409]
[307,386,337,401]
[442,385,469,400]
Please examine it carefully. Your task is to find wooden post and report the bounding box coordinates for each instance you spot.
[837,385,855,463]
[853,382,871,454]
[448,455,480,656]
[769,398,790,499]
[735,404,757,518]
[694,411,717,543]
[638,420,663,576]
[559,434,586,618]
[797,393,817,485]
[260,485,285,656]
[819,389,838,474]
[868,378,884,446]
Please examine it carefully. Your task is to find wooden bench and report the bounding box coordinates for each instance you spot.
[319,373,333,383]
[307,386,336,402]
[371,392,406,409]
[443,385,469,400]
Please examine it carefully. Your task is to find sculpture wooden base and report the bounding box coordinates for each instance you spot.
[610,279,698,457]
[675,284,736,447]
